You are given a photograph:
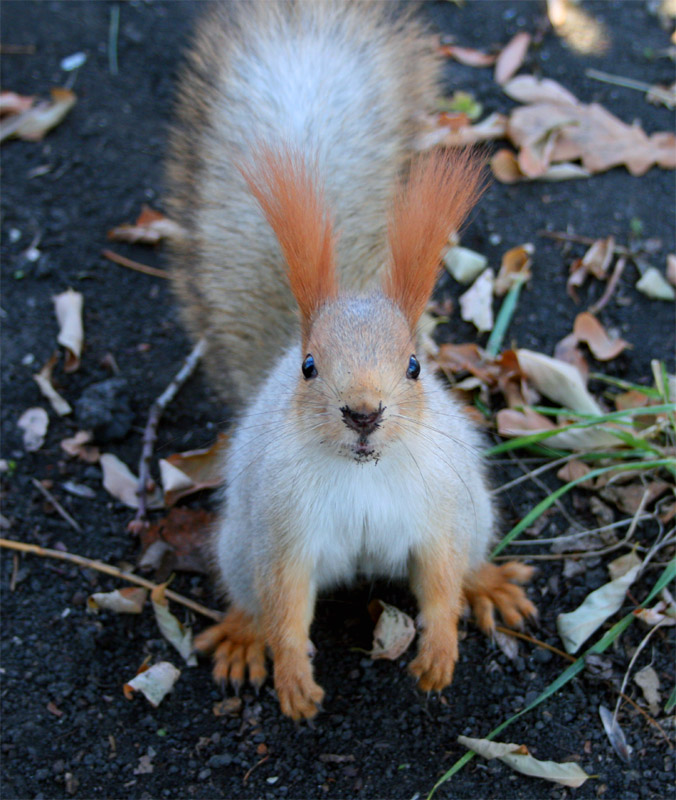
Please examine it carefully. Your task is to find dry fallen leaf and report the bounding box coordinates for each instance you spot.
[572,312,629,361]
[368,600,416,660]
[139,507,213,577]
[557,562,641,653]
[438,44,497,67]
[503,75,579,106]
[634,597,676,627]
[18,407,49,452]
[60,430,100,463]
[53,289,83,372]
[0,87,76,142]
[502,75,675,177]
[0,91,35,116]
[599,704,632,762]
[459,267,494,332]
[443,245,488,284]
[567,236,615,301]
[636,267,676,300]
[33,352,72,416]
[516,349,602,414]
[494,243,533,296]
[124,661,181,708]
[494,32,531,85]
[100,453,163,509]
[151,583,197,665]
[88,587,147,614]
[159,433,227,506]
[634,665,661,714]
[607,550,642,581]
[458,736,590,787]
[667,254,676,287]
[417,111,507,150]
[108,205,186,245]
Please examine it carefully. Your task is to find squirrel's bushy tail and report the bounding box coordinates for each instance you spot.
[166,0,440,406]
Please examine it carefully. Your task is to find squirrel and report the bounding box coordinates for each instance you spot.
[166,0,536,720]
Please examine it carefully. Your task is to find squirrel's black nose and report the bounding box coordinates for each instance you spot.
[340,403,384,436]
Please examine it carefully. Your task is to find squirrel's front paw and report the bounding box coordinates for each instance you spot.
[274,651,324,720]
[409,632,458,692]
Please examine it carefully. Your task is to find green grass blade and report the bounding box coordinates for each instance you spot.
[485,404,675,457]
[589,373,662,398]
[485,276,526,358]
[665,686,676,714]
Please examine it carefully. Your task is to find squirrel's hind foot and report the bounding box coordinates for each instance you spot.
[193,606,267,690]
[464,561,537,634]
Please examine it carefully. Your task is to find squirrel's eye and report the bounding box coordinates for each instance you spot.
[302,353,318,379]
[406,354,420,380]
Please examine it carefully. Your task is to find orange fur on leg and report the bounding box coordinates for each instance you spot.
[193,606,267,690]
[408,542,466,692]
[261,560,324,720]
[463,561,537,635]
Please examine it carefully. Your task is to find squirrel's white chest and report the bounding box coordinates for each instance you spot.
[292,449,429,589]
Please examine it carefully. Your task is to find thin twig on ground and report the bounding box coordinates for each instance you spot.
[0,537,221,621]
[31,477,82,532]
[538,230,632,257]
[133,338,207,526]
[101,249,170,279]
[589,256,627,314]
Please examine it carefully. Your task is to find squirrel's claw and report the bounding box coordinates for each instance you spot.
[464,561,537,635]
[197,607,269,692]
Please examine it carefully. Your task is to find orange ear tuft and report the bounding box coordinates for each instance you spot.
[240,145,337,336]
[384,149,486,328]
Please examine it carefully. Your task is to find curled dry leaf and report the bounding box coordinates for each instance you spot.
[459,268,495,332]
[494,32,532,86]
[607,550,642,581]
[567,236,616,302]
[0,91,35,116]
[516,349,602,414]
[458,736,590,788]
[572,312,629,361]
[634,665,661,714]
[53,289,83,372]
[491,149,523,183]
[33,352,72,416]
[634,598,676,627]
[502,75,579,106]
[100,453,163,509]
[443,246,488,284]
[159,433,227,506]
[599,705,632,763]
[439,44,497,67]
[368,599,416,660]
[107,205,186,245]
[667,254,676,287]
[416,111,507,150]
[557,563,641,653]
[151,582,197,665]
[507,78,676,176]
[494,243,534,296]
[556,459,593,487]
[0,87,76,143]
[88,587,147,614]
[124,661,181,708]
[60,430,100,463]
[553,332,589,380]
[18,407,49,452]
[139,507,213,576]
[636,267,676,300]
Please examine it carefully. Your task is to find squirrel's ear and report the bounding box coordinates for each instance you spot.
[240,145,337,336]
[384,149,485,329]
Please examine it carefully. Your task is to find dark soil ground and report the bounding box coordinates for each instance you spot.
[1,2,674,799]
